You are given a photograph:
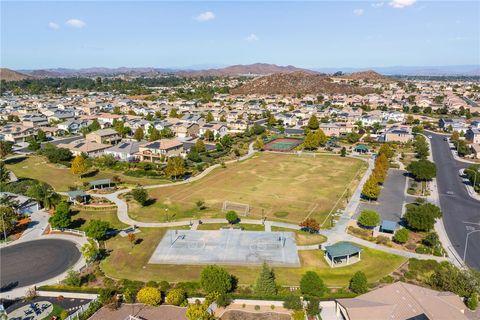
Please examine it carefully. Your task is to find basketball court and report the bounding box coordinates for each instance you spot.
[148,229,300,267]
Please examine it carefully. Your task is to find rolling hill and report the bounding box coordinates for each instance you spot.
[0,68,32,81]
[231,71,375,95]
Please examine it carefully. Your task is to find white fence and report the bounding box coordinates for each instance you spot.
[65,299,97,320]
[51,228,86,237]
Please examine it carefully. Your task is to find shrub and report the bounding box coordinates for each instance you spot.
[225,211,239,224]
[216,293,233,308]
[467,292,478,310]
[376,235,390,245]
[254,305,260,311]
[415,245,432,254]
[357,209,380,228]
[64,270,81,287]
[283,295,302,310]
[84,220,111,240]
[131,188,149,206]
[292,310,306,320]
[166,288,186,306]
[381,275,394,283]
[306,297,321,316]
[349,271,368,294]
[136,287,161,306]
[393,228,409,244]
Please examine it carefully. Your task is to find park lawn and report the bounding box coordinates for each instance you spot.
[70,207,129,231]
[197,223,265,231]
[5,155,169,191]
[271,226,327,245]
[128,153,367,225]
[100,227,405,287]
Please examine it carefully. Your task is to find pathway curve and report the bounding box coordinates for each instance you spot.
[88,148,450,262]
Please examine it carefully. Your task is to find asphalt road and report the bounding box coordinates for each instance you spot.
[0,239,81,292]
[428,132,480,269]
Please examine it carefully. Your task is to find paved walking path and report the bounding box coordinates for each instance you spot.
[18,210,50,242]
[88,149,450,262]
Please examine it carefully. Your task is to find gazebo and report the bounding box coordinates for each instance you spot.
[67,190,89,204]
[324,242,362,267]
[354,144,369,153]
[89,179,113,190]
[379,220,397,234]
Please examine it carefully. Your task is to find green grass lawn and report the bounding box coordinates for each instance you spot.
[128,153,367,224]
[197,223,265,231]
[5,155,170,191]
[271,226,327,245]
[100,227,405,287]
[70,207,129,231]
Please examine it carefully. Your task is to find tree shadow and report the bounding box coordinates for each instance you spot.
[0,281,19,293]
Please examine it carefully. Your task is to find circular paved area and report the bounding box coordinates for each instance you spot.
[0,239,81,291]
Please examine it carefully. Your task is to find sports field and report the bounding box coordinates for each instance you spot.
[129,153,367,224]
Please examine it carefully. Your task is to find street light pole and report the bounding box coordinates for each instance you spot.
[463,229,480,263]
[1,213,7,245]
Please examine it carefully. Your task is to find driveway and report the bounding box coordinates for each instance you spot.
[356,169,408,223]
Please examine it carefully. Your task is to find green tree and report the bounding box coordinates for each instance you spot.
[0,161,11,184]
[200,265,232,294]
[306,297,321,316]
[49,201,71,229]
[0,141,13,158]
[149,128,161,141]
[131,187,149,206]
[357,209,380,228]
[225,211,239,224]
[137,287,162,306]
[253,138,264,150]
[346,132,361,143]
[165,156,186,179]
[255,262,277,296]
[404,203,442,231]
[89,119,101,132]
[169,108,180,118]
[340,147,347,157]
[307,115,319,130]
[393,228,409,244]
[349,271,368,294]
[37,129,47,142]
[81,239,100,263]
[206,112,214,122]
[0,206,18,237]
[84,219,111,240]
[300,271,326,297]
[195,139,206,153]
[362,176,381,200]
[28,139,41,151]
[134,127,145,142]
[303,131,320,150]
[315,129,327,145]
[166,288,187,306]
[378,144,395,159]
[204,129,214,141]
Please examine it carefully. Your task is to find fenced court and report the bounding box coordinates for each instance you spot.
[264,138,303,152]
[149,229,300,266]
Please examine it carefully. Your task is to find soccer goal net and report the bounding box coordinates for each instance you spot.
[296,151,316,157]
[222,201,250,217]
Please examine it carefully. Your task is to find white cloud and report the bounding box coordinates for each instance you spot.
[371,2,384,8]
[245,33,259,42]
[48,22,59,30]
[65,19,86,28]
[195,11,215,22]
[389,0,416,9]
[353,9,364,16]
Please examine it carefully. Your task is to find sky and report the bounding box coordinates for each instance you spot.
[1,0,479,69]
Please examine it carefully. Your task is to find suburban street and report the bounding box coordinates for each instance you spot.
[429,132,480,269]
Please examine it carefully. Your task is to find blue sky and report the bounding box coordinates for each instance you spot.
[1,1,479,69]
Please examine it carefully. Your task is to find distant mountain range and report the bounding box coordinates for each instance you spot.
[1,63,478,81]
